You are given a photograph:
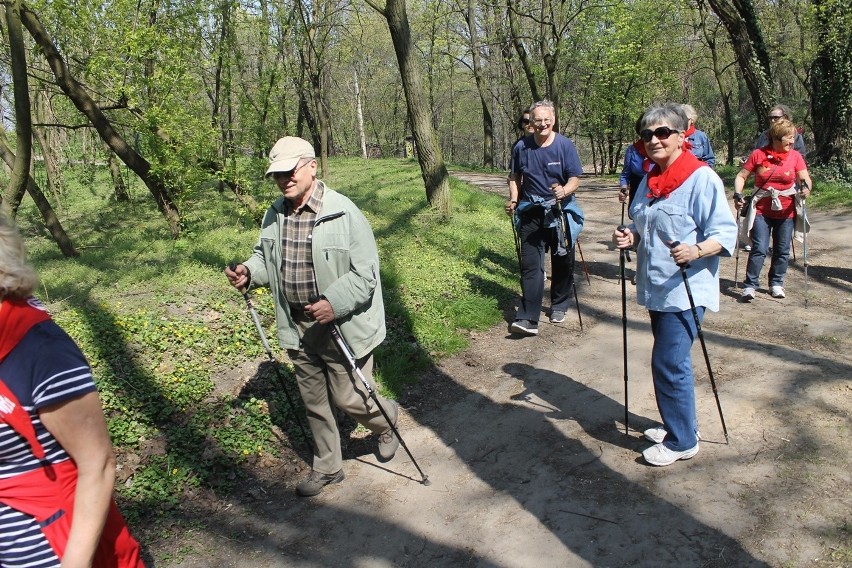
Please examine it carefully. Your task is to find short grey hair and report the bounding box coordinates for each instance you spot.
[681,104,698,121]
[0,215,38,300]
[640,103,689,133]
[528,99,556,115]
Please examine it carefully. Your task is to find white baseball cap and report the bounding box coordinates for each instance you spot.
[265,137,316,178]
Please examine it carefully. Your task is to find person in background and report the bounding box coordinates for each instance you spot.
[0,215,144,567]
[225,136,399,497]
[619,113,654,210]
[612,103,736,466]
[517,109,536,139]
[681,104,716,167]
[734,118,812,301]
[506,100,584,335]
[755,104,806,156]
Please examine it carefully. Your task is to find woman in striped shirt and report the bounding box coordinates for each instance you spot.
[0,215,143,568]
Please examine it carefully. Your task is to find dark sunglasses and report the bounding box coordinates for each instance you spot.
[271,160,308,180]
[520,118,531,125]
[639,126,680,142]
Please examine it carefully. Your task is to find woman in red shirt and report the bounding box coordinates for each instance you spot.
[733,119,812,301]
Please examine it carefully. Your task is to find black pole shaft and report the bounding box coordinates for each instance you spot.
[510,216,524,302]
[557,199,583,330]
[670,247,730,443]
[618,225,629,436]
[238,290,311,444]
[326,324,431,486]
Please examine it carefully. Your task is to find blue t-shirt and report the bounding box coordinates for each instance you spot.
[511,133,583,200]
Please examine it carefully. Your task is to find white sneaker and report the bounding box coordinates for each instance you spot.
[643,426,701,444]
[741,287,756,301]
[770,285,785,298]
[643,442,699,466]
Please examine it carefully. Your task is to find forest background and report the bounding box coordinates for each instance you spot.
[1,0,851,563]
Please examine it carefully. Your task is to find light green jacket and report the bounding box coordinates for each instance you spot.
[242,182,386,358]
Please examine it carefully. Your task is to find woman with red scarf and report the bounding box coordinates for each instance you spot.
[613,104,736,466]
[734,118,812,301]
[0,216,143,567]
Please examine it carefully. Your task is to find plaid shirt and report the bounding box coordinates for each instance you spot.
[282,181,324,308]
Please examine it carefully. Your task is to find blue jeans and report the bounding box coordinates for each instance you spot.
[649,309,703,451]
[745,215,794,288]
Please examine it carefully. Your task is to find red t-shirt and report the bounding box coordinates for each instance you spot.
[743,148,806,219]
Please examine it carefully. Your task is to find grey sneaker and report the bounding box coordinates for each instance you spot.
[770,285,785,298]
[741,287,756,301]
[377,402,400,462]
[643,426,701,445]
[296,469,345,497]
[643,442,699,466]
[550,310,566,323]
[510,320,539,336]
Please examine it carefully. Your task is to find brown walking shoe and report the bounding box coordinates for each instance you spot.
[295,469,345,497]
[377,402,400,462]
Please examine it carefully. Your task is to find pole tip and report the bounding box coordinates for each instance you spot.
[421,476,431,486]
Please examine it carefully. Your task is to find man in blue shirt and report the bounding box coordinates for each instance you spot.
[754,104,807,156]
[506,100,584,335]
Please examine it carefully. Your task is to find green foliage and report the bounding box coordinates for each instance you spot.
[16,157,516,524]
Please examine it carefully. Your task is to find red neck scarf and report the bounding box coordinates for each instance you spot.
[0,298,52,459]
[762,145,790,166]
[646,151,707,200]
[682,124,696,152]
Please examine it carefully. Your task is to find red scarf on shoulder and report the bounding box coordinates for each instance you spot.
[633,140,655,173]
[646,151,707,200]
[0,298,51,458]
[683,124,696,152]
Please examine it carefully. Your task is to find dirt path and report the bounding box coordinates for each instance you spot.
[162,173,852,568]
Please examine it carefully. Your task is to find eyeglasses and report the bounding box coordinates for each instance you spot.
[768,114,785,121]
[520,118,531,125]
[272,160,308,180]
[532,118,553,126]
[639,126,680,142]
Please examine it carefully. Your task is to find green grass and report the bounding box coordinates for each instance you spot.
[13,158,517,523]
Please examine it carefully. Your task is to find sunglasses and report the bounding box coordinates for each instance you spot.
[639,126,680,142]
[520,118,531,125]
[272,160,308,180]
[768,114,785,120]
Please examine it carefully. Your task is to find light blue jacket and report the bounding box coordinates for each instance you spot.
[243,182,385,358]
[628,167,736,312]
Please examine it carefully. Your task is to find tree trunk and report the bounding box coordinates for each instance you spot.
[465,0,494,168]
[809,0,851,169]
[507,0,541,103]
[20,2,182,238]
[704,0,774,130]
[0,130,79,257]
[369,0,451,216]
[106,145,130,202]
[4,0,32,209]
[354,69,368,159]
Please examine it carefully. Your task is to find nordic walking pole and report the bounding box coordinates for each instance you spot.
[510,214,525,301]
[733,207,741,289]
[620,198,632,264]
[801,181,810,308]
[228,264,311,444]
[556,199,583,330]
[618,224,629,436]
[308,295,431,486]
[668,245,729,443]
[576,239,591,286]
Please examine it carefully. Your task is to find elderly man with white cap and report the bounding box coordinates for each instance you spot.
[225,136,400,496]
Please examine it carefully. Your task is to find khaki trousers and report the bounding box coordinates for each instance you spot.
[288,316,395,475]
